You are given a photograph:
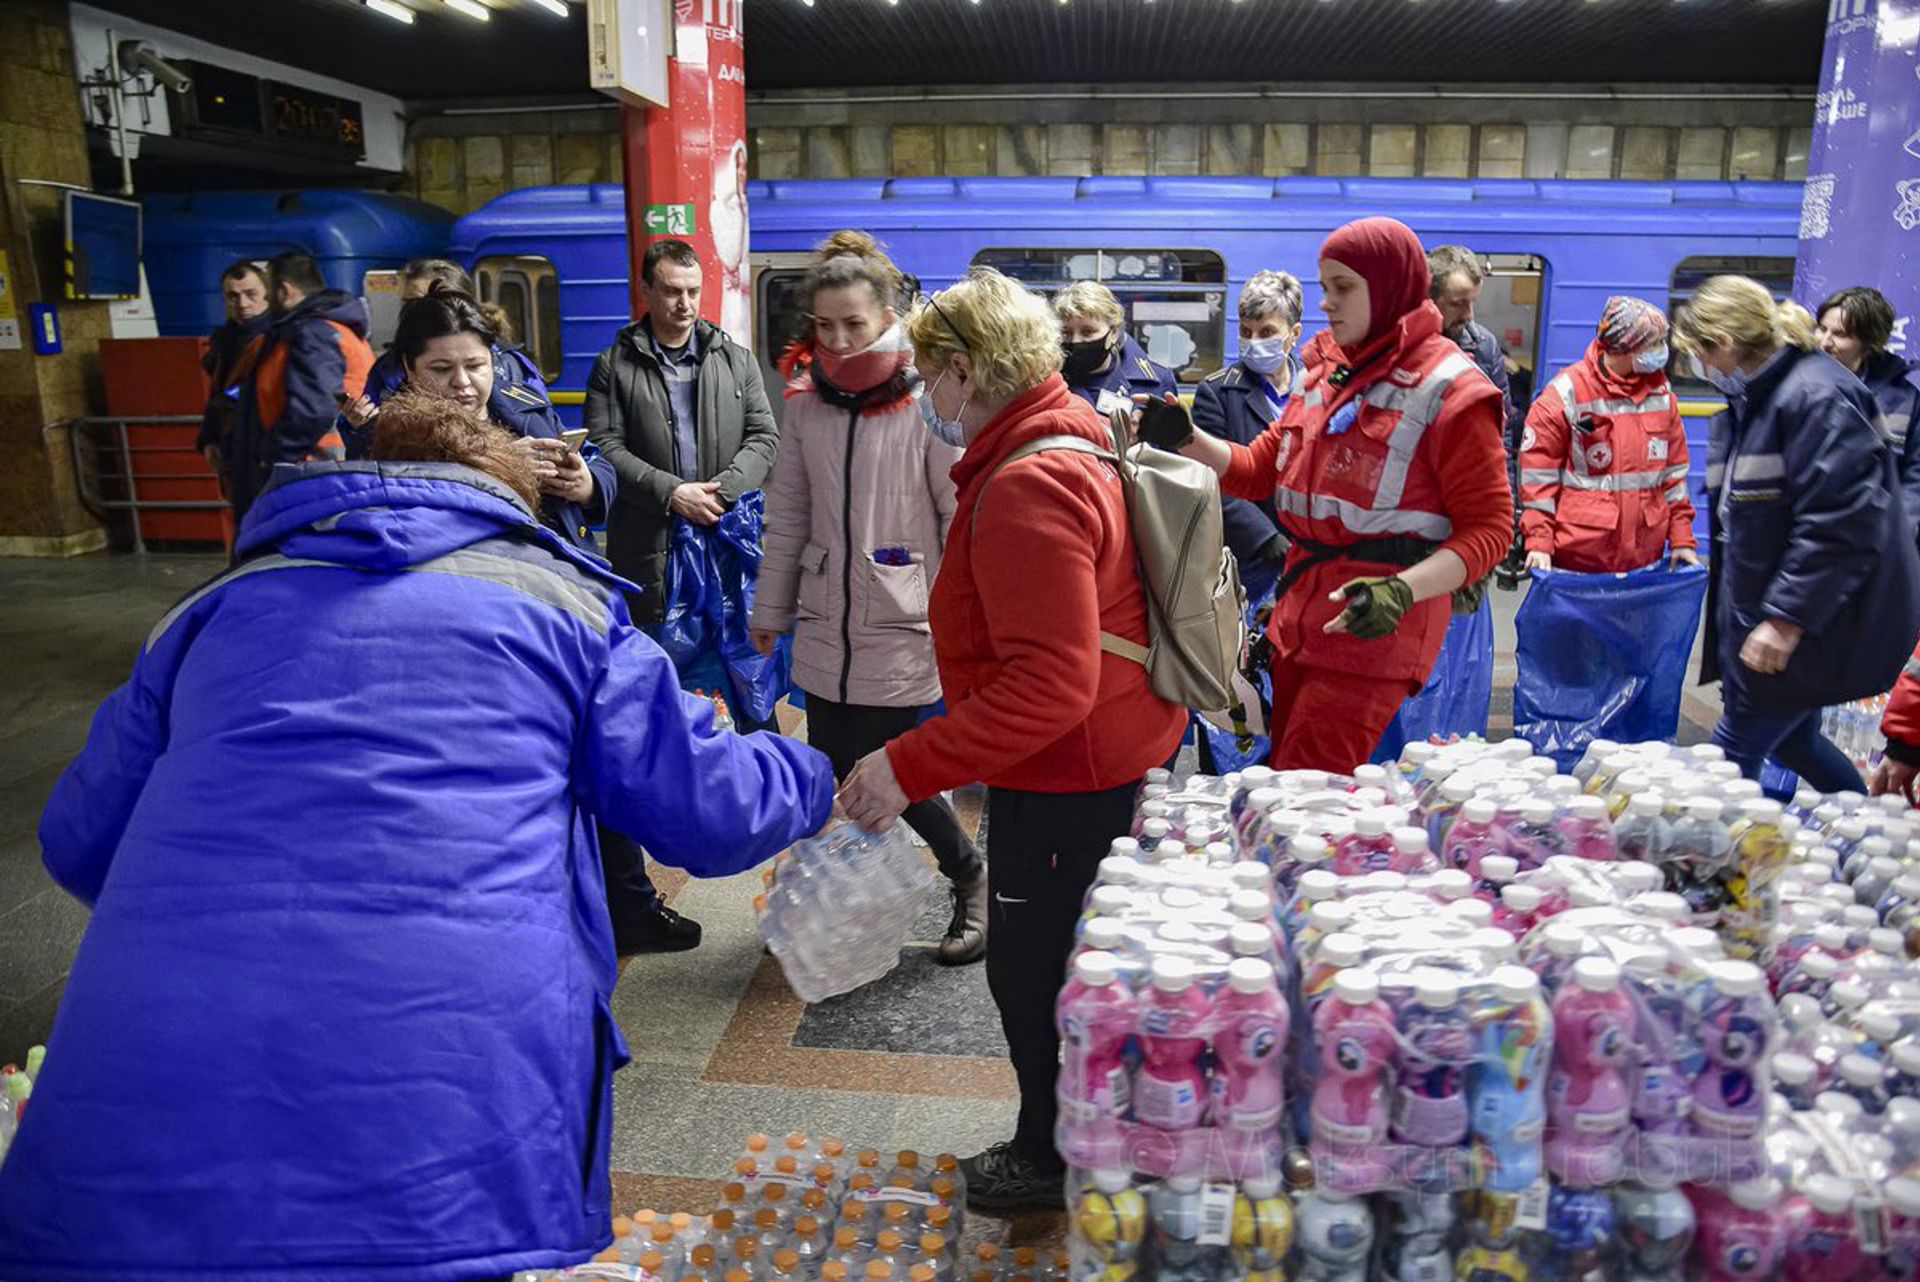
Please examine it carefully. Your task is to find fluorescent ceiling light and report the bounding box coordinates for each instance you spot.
[366,0,416,20]
[447,0,491,18]
[531,0,569,13]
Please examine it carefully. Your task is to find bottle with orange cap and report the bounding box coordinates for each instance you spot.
[908,1265,939,1282]
[636,1249,669,1281]
[1045,1249,1069,1282]
[709,1208,742,1250]
[837,1198,877,1245]
[648,1218,688,1276]
[865,1261,898,1282]
[885,1151,927,1193]
[716,1183,752,1220]
[790,1212,830,1274]
[760,1180,796,1235]
[821,1261,852,1282]
[728,1232,766,1282]
[752,1207,789,1254]
[876,1201,916,1242]
[915,1231,955,1282]
[870,1229,914,1277]
[735,1132,776,1181]
[969,1242,1003,1282]
[681,1241,723,1282]
[829,1224,871,1277]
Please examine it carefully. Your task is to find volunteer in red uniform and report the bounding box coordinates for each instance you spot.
[1875,640,1920,804]
[1143,217,1513,772]
[1519,296,1701,573]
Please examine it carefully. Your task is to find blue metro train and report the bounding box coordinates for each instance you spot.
[143,176,1806,541]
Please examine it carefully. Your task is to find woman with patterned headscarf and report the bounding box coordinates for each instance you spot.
[1518,295,1701,574]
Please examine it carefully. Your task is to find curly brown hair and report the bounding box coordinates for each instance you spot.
[369,389,540,512]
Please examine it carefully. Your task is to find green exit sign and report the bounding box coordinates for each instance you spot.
[643,204,696,236]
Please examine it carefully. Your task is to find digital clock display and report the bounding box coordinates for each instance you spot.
[169,62,365,161]
[266,82,365,158]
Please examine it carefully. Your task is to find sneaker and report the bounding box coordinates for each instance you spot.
[936,871,987,967]
[960,1141,1066,1211]
[629,903,702,953]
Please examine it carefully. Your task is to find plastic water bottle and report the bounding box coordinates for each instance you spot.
[761,827,936,1004]
[1558,795,1618,862]
[1334,810,1396,876]
[1210,957,1289,1142]
[1614,793,1666,865]
[1444,799,1503,881]
[1055,951,1136,1161]
[1393,971,1472,1148]
[1135,957,1211,1131]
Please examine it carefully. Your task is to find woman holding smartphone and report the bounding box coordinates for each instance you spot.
[391,285,614,555]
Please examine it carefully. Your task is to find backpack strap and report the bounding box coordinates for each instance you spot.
[969,431,1145,666]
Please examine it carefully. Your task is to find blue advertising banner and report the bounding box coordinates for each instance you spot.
[1795,0,1920,350]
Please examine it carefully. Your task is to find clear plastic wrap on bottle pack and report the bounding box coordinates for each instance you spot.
[757,826,935,1004]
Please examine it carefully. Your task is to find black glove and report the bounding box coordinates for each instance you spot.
[1135,395,1196,451]
[1332,576,1415,640]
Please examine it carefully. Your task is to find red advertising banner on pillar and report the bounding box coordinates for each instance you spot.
[620,0,749,345]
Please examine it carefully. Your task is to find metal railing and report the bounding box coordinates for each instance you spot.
[51,415,228,556]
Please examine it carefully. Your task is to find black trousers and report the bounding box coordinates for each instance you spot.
[985,779,1142,1169]
[805,696,982,884]
[598,825,665,956]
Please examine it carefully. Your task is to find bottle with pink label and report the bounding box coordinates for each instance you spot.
[1690,1179,1787,1282]
[1310,968,1398,1192]
[1134,956,1211,1133]
[1056,950,1138,1166]
[1210,957,1289,1150]
[1545,956,1634,1188]
[1334,811,1397,877]
[1558,795,1619,863]
[1783,1175,1865,1282]
[1884,1176,1920,1282]
[1445,799,1503,881]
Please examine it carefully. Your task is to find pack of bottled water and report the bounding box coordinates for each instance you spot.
[756,825,935,1005]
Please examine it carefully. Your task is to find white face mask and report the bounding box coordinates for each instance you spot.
[1631,343,1669,375]
[918,369,969,447]
[1688,351,1746,398]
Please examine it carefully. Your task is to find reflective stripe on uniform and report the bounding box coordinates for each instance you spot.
[1522,498,1557,513]
[146,555,337,652]
[1731,453,1786,482]
[1519,468,1563,487]
[1275,485,1453,540]
[1567,392,1675,418]
[1557,470,1673,493]
[1369,350,1476,510]
[1882,411,1911,448]
[1664,483,1689,503]
[1906,654,1920,681]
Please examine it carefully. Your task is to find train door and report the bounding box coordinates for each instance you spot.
[1471,253,1549,410]
[751,253,813,424]
[363,269,404,353]
[971,247,1229,386]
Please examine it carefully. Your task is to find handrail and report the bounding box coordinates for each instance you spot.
[49,415,227,556]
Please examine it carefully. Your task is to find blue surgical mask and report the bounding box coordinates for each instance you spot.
[1631,343,1669,375]
[1688,351,1746,398]
[1241,337,1293,376]
[918,370,969,447]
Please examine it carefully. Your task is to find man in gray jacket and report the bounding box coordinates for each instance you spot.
[585,238,781,953]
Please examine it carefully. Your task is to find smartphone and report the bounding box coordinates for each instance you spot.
[560,428,590,453]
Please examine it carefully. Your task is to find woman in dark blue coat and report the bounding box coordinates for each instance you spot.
[382,286,613,557]
[1816,285,1920,545]
[1052,279,1178,415]
[1678,275,1920,792]
[0,392,834,1282]
[1190,269,1304,605]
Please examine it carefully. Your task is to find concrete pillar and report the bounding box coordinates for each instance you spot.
[1793,0,1920,344]
[618,0,749,346]
[0,0,107,556]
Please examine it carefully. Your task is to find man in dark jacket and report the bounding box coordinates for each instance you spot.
[196,260,269,473]
[1430,244,1525,582]
[585,239,779,631]
[584,239,780,953]
[221,251,374,522]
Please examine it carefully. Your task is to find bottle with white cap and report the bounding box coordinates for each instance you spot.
[1890,1039,1920,1099]
[1425,868,1475,902]
[1392,971,1471,1148]
[1722,800,1790,962]
[1694,1178,1786,1282]
[1283,867,1343,940]
[1055,951,1138,1156]
[1632,890,1691,924]
[1211,957,1290,1139]
[1834,1052,1890,1115]
[1467,966,1548,1191]
[1494,883,1546,939]
[1512,798,1564,871]
[1770,1050,1820,1111]
[1613,861,1666,897]
[1309,967,1395,1152]
[1544,956,1634,1187]
[1783,1175,1863,1282]
[1612,792,1665,865]
[1559,793,1620,864]
[1390,826,1435,875]
[1689,961,1772,1143]
[1134,957,1210,1131]
[1572,739,1622,787]
[1334,810,1397,877]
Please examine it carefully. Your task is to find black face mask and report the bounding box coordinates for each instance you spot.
[1061,336,1113,382]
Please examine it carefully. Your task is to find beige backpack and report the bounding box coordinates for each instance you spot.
[975,411,1247,714]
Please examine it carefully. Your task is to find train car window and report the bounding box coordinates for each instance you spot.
[1668,255,1796,398]
[757,269,810,358]
[361,269,404,353]
[972,248,1228,383]
[1476,254,1548,410]
[474,255,562,383]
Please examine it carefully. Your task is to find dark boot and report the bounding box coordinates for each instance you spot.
[937,868,987,966]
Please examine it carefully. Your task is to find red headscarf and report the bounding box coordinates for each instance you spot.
[1318,217,1433,356]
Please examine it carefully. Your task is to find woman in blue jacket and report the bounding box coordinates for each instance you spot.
[1053,279,1178,415]
[1815,285,1920,544]
[1677,275,1920,792]
[0,393,834,1282]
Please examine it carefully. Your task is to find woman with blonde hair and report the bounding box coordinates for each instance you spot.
[1053,279,1177,414]
[749,231,986,966]
[1676,274,1920,792]
[837,267,1185,1209]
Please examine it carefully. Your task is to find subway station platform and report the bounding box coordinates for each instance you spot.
[0,549,1723,1246]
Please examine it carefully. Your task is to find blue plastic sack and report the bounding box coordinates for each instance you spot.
[1371,596,1495,763]
[654,492,789,726]
[1513,563,1709,770]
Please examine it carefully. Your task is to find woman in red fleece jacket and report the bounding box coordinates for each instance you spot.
[839,267,1186,1210]
[1146,217,1514,772]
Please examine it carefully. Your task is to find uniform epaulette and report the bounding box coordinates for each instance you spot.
[1201,366,1230,384]
[502,384,548,408]
[1136,358,1157,380]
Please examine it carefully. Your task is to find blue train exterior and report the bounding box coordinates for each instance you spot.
[141,189,455,337]
[449,176,1801,545]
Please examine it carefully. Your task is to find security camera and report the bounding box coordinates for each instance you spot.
[118,41,191,95]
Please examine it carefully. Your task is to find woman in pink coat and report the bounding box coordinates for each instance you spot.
[750,231,985,965]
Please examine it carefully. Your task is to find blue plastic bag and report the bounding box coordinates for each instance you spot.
[1513,563,1709,769]
[1371,596,1496,763]
[654,492,789,726]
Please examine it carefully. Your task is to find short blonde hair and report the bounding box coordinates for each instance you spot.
[907,268,1063,403]
[1050,279,1126,330]
[1674,274,1817,360]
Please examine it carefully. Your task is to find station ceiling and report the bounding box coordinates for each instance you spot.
[88,0,1826,99]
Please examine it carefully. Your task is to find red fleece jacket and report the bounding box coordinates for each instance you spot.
[886,376,1187,800]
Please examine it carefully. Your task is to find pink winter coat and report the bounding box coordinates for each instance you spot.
[751,376,961,707]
